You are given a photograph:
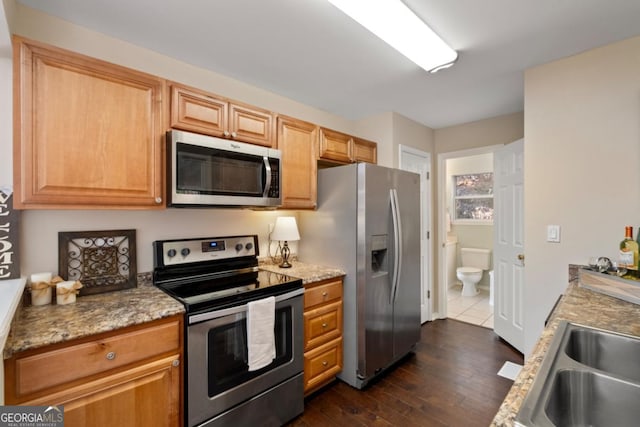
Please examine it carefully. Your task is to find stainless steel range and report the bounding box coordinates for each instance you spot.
[152,235,304,427]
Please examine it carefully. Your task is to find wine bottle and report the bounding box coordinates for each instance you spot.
[619,226,639,272]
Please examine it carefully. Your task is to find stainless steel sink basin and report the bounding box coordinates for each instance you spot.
[564,327,640,383]
[544,370,640,427]
[564,328,640,382]
[515,322,640,426]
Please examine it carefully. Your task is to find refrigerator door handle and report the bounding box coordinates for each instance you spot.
[390,188,403,304]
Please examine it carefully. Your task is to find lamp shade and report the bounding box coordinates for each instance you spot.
[271,217,300,242]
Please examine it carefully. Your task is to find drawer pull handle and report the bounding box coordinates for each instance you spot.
[322,361,328,367]
[322,292,328,297]
[322,323,328,328]
[106,351,116,360]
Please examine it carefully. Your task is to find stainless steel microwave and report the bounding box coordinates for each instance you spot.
[167,130,281,208]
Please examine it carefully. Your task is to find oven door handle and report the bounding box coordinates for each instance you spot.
[188,288,304,325]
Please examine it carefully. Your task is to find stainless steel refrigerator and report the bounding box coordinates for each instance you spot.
[299,163,421,389]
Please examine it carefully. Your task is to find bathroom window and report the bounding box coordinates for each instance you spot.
[453,173,493,222]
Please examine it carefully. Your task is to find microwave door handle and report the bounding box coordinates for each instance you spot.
[262,156,271,197]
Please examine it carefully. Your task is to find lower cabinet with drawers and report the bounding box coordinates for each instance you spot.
[3,315,183,427]
[302,277,344,395]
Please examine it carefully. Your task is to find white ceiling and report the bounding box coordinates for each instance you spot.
[17,0,640,129]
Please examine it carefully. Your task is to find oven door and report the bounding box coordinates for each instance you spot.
[168,130,281,207]
[186,288,303,427]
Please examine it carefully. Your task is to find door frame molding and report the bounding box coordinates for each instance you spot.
[436,144,503,320]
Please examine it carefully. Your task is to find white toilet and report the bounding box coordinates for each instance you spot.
[456,248,491,297]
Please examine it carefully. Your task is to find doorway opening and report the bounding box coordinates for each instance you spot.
[437,145,501,328]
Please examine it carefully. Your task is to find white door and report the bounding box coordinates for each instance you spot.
[399,145,432,323]
[493,139,525,352]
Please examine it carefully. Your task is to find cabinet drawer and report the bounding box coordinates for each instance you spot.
[303,337,343,393]
[13,319,180,397]
[304,279,342,309]
[304,301,342,351]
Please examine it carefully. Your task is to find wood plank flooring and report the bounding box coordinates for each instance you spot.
[288,319,523,427]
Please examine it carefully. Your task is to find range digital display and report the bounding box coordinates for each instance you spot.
[202,240,225,252]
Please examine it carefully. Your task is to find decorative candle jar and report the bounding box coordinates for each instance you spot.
[30,272,53,306]
[56,280,83,305]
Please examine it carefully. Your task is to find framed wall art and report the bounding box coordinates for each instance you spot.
[58,229,137,296]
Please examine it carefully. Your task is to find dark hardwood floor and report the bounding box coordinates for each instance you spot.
[288,319,523,427]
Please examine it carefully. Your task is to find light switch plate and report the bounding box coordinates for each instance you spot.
[547,225,561,243]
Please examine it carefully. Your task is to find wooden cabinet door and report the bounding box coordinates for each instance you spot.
[277,116,318,209]
[13,36,165,209]
[319,128,352,163]
[353,137,378,164]
[43,355,180,427]
[170,83,275,147]
[170,84,227,137]
[229,102,275,147]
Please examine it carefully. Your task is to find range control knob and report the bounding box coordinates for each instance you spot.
[235,243,244,252]
[181,248,191,257]
[167,249,177,258]
[245,242,254,251]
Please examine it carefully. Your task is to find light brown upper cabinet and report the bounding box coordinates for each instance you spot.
[170,83,275,147]
[318,128,377,165]
[353,137,378,164]
[318,128,352,164]
[13,36,166,209]
[277,116,318,209]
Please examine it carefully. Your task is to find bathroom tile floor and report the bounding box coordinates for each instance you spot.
[447,283,494,329]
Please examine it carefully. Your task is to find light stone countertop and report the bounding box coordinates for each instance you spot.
[491,265,640,426]
[3,274,184,359]
[4,262,344,360]
[259,259,345,285]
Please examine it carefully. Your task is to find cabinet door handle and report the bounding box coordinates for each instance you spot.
[106,351,116,360]
[155,197,162,204]
[231,131,237,138]
[172,359,180,367]
[223,130,230,137]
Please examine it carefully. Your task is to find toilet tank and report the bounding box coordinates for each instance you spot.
[460,247,491,270]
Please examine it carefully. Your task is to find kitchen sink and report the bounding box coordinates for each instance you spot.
[515,322,640,426]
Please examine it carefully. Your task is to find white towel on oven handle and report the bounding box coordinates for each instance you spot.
[246,296,276,371]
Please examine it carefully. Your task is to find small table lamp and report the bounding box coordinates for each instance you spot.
[271,216,300,268]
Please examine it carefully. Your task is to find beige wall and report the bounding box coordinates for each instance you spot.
[392,112,435,166]
[523,34,640,356]
[354,112,395,167]
[0,1,11,185]
[434,112,524,154]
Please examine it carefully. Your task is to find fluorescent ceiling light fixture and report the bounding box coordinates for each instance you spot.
[327,0,458,73]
